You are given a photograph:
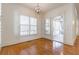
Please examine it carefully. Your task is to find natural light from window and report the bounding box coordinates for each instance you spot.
[45,18,50,34]
[20,15,37,36]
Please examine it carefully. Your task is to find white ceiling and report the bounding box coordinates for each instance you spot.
[23,3,65,13]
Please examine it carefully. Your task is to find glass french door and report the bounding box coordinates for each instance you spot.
[52,16,64,43]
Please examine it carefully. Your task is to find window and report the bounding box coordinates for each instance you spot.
[20,15,37,36]
[20,15,29,35]
[30,17,37,35]
[45,18,50,34]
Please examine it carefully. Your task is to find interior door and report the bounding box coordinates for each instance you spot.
[52,16,64,43]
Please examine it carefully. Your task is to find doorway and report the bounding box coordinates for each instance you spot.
[52,16,64,43]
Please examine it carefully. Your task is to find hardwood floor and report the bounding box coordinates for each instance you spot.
[64,36,79,55]
[0,37,79,55]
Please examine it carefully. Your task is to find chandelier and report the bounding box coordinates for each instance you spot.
[35,3,40,14]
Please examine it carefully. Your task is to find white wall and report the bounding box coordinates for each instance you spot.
[78,19,79,36]
[1,4,42,47]
[77,17,79,36]
[0,3,1,48]
[43,4,77,45]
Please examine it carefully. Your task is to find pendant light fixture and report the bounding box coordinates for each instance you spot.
[35,3,40,14]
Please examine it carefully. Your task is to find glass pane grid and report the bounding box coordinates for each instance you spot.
[20,15,37,35]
